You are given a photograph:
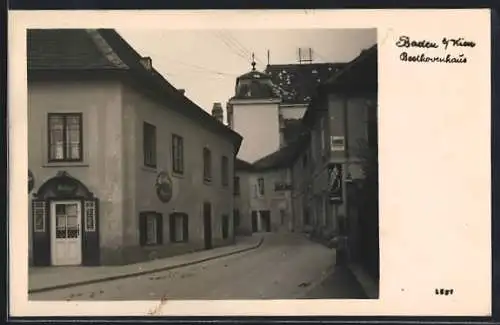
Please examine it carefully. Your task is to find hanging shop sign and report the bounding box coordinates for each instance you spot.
[28,169,34,193]
[328,163,343,204]
[155,171,173,203]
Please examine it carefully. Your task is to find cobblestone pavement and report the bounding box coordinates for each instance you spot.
[30,233,340,301]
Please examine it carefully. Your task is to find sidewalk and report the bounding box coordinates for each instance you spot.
[304,265,368,299]
[348,263,379,299]
[29,235,264,294]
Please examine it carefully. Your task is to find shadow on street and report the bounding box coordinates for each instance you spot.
[304,265,368,299]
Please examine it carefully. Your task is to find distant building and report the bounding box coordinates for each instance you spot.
[27,29,242,266]
[228,55,347,235]
[227,59,345,163]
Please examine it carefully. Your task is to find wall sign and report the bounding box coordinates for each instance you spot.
[155,171,173,203]
[28,169,34,193]
[330,136,345,152]
[328,163,343,204]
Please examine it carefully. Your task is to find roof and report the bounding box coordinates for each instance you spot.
[322,44,377,93]
[27,29,243,151]
[251,133,309,171]
[27,29,127,71]
[282,118,307,145]
[265,63,347,105]
[235,158,255,172]
[302,44,378,127]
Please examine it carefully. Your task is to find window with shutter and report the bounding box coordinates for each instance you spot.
[32,200,46,232]
[139,212,162,246]
[169,213,189,243]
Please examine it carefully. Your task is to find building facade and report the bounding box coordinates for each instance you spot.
[291,45,378,266]
[27,29,242,266]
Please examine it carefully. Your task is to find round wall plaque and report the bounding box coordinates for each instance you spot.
[155,171,173,203]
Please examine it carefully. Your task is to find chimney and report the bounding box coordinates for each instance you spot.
[178,89,185,95]
[140,56,153,71]
[211,102,223,123]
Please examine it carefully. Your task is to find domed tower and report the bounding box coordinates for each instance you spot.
[228,54,282,163]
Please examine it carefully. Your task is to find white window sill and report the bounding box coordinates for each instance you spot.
[141,166,157,173]
[43,162,89,168]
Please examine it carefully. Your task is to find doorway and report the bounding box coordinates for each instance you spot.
[203,202,213,249]
[251,211,258,232]
[260,210,271,232]
[222,215,229,239]
[50,201,82,266]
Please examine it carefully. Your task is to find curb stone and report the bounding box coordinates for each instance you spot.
[29,237,264,294]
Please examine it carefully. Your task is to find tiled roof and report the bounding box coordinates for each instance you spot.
[27,29,127,70]
[27,29,243,151]
[265,63,346,104]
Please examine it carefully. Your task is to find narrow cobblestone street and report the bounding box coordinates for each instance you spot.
[29,233,357,300]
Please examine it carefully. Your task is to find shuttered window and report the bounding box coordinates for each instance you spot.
[169,213,189,243]
[139,212,163,246]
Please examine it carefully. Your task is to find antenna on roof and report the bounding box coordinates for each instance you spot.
[251,53,256,71]
[267,50,270,66]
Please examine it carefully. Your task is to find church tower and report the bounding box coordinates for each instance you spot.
[227,54,282,163]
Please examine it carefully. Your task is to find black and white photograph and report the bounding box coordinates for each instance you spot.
[26,27,379,301]
[8,9,491,317]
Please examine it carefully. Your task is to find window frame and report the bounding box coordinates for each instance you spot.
[47,112,83,163]
[139,211,163,246]
[257,177,265,196]
[233,176,240,196]
[143,122,157,168]
[221,155,229,186]
[169,212,189,243]
[203,147,212,183]
[172,133,184,175]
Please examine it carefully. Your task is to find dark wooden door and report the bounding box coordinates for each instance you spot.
[251,211,258,232]
[261,210,271,232]
[222,215,229,239]
[203,202,212,249]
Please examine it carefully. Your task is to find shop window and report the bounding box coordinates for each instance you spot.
[48,113,83,162]
[84,200,97,232]
[139,212,163,246]
[32,200,46,232]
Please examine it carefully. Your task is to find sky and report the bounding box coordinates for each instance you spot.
[117,29,377,116]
